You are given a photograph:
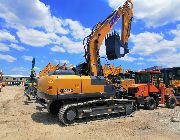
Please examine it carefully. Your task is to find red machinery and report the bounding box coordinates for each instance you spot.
[128,70,179,110]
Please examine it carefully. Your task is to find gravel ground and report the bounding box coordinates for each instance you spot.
[0,86,180,140]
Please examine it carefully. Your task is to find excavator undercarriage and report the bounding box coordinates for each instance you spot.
[38,73,136,125]
[58,99,135,125]
[45,91,135,125]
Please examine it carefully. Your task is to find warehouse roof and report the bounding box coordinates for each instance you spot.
[3,75,29,78]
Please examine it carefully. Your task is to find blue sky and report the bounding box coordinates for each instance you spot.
[0,0,180,76]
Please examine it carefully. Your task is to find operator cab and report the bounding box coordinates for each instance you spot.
[161,67,180,96]
[127,70,162,102]
[135,70,161,88]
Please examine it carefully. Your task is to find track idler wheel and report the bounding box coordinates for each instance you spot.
[59,105,77,125]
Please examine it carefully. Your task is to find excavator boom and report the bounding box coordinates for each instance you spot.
[84,0,133,76]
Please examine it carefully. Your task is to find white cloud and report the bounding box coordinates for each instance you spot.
[65,19,91,40]
[0,43,9,52]
[9,43,25,51]
[17,27,85,53]
[54,59,70,64]
[22,55,33,61]
[0,54,16,62]
[51,46,66,53]
[148,52,180,67]
[120,55,137,62]
[0,0,91,55]
[130,32,177,56]
[58,36,83,54]
[46,17,69,34]
[17,28,61,47]
[0,0,68,34]
[11,67,29,75]
[0,30,17,43]
[0,0,50,27]
[99,42,106,57]
[106,0,127,9]
[138,57,144,61]
[60,60,70,64]
[130,25,180,67]
[170,26,180,46]
[16,27,85,53]
[137,62,144,65]
[0,0,92,38]
[107,0,180,27]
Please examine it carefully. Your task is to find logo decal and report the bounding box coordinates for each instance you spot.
[60,89,73,93]
[109,14,120,27]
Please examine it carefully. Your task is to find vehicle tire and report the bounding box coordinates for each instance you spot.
[156,97,160,107]
[166,96,176,109]
[145,97,156,110]
[136,103,140,110]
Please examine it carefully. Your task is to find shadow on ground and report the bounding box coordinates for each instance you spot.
[23,100,34,105]
[31,112,63,126]
[23,97,46,111]
[137,104,169,110]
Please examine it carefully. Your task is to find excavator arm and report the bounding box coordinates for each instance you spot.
[39,62,60,77]
[84,0,133,76]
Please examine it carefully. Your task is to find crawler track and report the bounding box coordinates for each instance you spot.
[58,99,136,126]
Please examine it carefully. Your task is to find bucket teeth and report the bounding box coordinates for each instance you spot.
[105,32,129,60]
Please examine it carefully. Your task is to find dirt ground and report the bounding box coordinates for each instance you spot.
[0,86,180,140]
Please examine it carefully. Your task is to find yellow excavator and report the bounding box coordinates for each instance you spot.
[39,63,76,78]
[102,64,135,92]
[102,64,123,78]
[39,62,60,78]
[37,0,134,125]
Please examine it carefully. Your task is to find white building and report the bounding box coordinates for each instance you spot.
[2,75,30,86]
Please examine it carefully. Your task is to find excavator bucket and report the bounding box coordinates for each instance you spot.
[105,32,129,60]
